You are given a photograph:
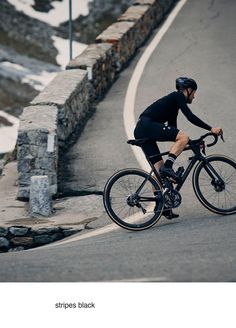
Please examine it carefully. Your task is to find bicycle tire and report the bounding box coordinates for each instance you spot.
[193,155,236,215]
[103,168,164,231]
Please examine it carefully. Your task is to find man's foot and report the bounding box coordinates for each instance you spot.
[154,205,179,220]
[159,165,180,182]
[162,208,179,220]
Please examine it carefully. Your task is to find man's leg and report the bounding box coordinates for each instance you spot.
[169,130,189,157]
[160,130,189,179]
[153,159,179,220]
[157,130,188,219]
[153,159,164,173]
[152,131,188,172]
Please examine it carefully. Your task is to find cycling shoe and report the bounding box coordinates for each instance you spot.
[154,205,179,220]
[162,208,179,220]
[159,165,180,182]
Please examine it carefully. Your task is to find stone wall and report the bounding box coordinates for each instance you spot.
[0,225,82,253]
[17,69,90,199]
[17,0,176,201]
[17,105,58,199]
[66,43,116,102]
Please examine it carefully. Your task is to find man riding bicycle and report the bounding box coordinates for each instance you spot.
[134,77,223,219]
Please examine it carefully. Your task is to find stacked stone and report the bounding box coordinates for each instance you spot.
[158,0,176,12]
[95,0,175,71]
[31,69,90,145]
[17,105,58,200]
[17,69,90,199]
[134,0,175,12]
[96,21,136,71]
[0,225,82,252]
[66,43,117,102]
[133,0,164,25]
[117,5,157,49]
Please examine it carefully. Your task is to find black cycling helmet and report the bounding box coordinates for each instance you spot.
[176,77,198,91]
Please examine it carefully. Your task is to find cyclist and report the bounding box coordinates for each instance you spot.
[134,77,223,219]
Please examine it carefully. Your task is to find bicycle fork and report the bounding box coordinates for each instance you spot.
[202,159,225,191]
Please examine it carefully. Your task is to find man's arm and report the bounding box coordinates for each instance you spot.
[177,93,212,131]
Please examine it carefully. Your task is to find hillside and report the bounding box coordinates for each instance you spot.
[0,0,133,117]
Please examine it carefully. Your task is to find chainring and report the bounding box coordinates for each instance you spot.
[164,189,182,208]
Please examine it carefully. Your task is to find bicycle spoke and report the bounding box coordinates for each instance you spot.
[104,169,163,230]
[224,170,236,183]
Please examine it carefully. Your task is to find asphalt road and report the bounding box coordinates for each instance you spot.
[1,0,236,282]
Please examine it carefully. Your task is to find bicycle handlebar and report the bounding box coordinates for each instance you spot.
[188,132,224,151]
[200,132,218,147]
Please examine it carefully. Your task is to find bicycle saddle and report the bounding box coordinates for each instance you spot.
[127,139,149,146]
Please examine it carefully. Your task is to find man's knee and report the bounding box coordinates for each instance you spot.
[176,130,189,144]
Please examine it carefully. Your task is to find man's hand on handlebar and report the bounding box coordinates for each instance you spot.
[185,130,225,151]
[211,127,223,136]
[211,127,224,142]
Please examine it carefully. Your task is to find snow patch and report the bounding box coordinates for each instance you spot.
[52,36,87,68]
[7,0,91,26]
[22,71,58,91]
[1,61,28,73]
[0,61,58,91]
[0,111,19,154]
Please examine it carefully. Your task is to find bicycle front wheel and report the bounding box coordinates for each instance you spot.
[193,155,236,215]
[103,169,164,231]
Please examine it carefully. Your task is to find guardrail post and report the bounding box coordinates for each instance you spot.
[30,176,52,217]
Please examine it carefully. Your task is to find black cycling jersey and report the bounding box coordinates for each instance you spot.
[140,91,212,131]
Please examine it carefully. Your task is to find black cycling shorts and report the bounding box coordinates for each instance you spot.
[134,116,179,164]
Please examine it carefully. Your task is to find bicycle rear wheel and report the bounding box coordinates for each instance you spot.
[103,168,164,231]
[193,155,236,215]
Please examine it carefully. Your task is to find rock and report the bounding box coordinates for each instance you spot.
[11,237,34,246]
[9,226,29,236]
[51,232,63,242]
[34,227,60,235]
[30,176,53,217]
[17,187,31,201]
[0,237,10,248]
[0,159,4,175]
[0,227,8,237]
[34,234,55,245]
[63,228,82,237]
[32,0,54,13]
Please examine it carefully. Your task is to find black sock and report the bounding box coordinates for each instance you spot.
[164,153,177,169]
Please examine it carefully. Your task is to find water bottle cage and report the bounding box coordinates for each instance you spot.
[176,166,185,178]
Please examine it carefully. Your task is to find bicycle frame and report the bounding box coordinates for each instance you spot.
[145,145,224,194]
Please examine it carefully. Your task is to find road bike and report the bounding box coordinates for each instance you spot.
[103,132,236,231]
